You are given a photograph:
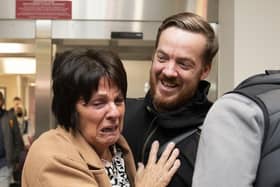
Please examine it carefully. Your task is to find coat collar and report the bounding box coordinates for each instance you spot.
[56,126,131,169]
[144,80,213,129]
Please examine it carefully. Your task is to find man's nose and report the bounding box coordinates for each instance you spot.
[162,61,177,77]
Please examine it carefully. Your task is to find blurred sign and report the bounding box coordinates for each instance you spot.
[16,0,72,19]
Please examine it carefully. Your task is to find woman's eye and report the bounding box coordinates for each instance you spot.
[89,101,106,108]
[115,97,124,105]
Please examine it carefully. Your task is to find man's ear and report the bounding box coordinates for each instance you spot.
[151,50,156,63]
[200,63,212,80]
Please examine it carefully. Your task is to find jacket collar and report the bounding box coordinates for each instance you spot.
[56,127,131,169]
[144,80,212,129]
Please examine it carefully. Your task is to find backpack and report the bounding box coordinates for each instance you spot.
[228,70,280,187]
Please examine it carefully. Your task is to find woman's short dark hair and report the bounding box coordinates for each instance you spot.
[51,48,127,132]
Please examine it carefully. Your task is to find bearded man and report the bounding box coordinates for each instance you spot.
[123,12,218,187]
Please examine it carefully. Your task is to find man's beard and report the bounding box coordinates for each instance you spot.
[149,77,194,112]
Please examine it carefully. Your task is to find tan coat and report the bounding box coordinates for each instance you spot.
[22,127,136,187]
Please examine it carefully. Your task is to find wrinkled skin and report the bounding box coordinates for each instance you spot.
[135,141,181,187]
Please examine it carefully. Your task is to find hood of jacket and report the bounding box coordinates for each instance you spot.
[144,80,212,129]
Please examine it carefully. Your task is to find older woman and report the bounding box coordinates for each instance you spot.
[22,49,180,187]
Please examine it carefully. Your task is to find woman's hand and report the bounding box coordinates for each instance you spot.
[135,141,180,187]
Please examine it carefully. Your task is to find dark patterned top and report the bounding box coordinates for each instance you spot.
[103,145,130,187]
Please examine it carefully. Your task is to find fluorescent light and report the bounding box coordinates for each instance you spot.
[29,82,36,87]
[0,43,34,53]
[0,57,36,74]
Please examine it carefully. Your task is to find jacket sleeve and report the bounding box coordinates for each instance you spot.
[10,113,24,165]
[192,93,265,187]
[0,122,6,158]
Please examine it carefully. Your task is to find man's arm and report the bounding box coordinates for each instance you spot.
[192,93,265,187]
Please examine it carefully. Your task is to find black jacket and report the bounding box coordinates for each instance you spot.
[0,109,24,168]
[123,80,212,187]
[0,109,6,167]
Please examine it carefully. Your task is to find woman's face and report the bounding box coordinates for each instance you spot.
[76,77,125,153]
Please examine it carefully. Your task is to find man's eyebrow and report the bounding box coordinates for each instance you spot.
[156,49,167,55]
[176,56,193,61]
[176,57,196,66]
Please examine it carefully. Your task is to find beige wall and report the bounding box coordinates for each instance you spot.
[0,74,33,110]
[219,0,280,95]
[234,0,280,84]
[0,75,18,109]
[123,60,151,98]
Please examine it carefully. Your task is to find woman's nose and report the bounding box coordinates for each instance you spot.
[107,103,121,118]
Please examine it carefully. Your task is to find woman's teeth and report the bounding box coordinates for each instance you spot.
[101,126,117,132]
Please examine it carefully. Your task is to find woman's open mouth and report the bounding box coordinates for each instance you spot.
[100,125,118,133]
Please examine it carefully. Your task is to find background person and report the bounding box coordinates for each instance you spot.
[15,105,32,147]
[9,97,26,117]
[8,97,30,142]
[9,96,32,148]
[22,48,180,187]
[7,97,30,185]
[0,92,24,187]
[123,12,219,187]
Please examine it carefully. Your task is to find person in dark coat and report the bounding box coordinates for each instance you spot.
[123,12,219,187]
[0,92,24,187]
